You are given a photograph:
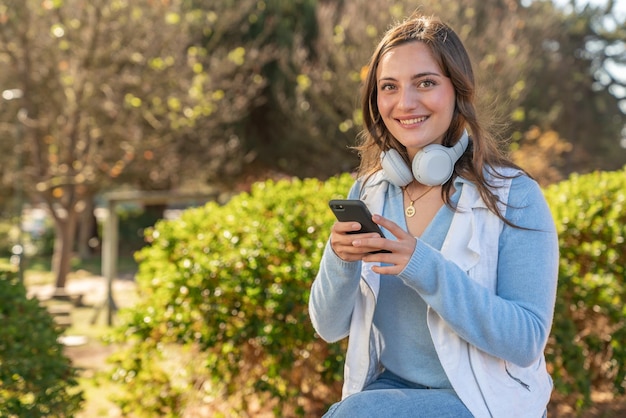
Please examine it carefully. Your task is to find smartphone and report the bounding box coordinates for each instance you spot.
[329,199,390,253]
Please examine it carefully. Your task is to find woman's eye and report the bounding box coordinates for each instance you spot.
[380,83,396,91]
[418,79,436,88]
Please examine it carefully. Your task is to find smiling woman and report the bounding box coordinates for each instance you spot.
[309,12,559,418]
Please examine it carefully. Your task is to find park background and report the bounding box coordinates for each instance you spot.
[0,0,625,416]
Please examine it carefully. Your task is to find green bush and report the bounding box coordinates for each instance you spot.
[108,175,354,417]
[0,269,84,416]
[543,166,626,408]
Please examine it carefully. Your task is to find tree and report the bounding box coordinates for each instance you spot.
[509,0,626,176]
[0,0,270,288]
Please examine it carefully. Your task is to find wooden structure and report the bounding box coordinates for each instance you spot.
[96,190,218,325]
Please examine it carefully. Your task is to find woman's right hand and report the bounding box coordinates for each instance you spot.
[329,221,386,262]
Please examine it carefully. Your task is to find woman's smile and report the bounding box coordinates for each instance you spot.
[398,115,429,126]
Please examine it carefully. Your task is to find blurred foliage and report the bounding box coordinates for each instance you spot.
[0,215,54,260]
[512,126,573,185]
[512,0,626,174]
[116,205,164,254]
[0,218,18,257]
[0,0,272,287]
[544,166,626,408]
[0,269,84,416]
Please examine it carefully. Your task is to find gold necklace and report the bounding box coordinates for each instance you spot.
[403,184,434,217]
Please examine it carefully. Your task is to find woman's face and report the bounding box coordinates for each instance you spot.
[376,41,456,157]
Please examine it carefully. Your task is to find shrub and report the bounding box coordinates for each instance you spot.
[0,269,84,416]
[543,166,626,408]
[108,175,354,417]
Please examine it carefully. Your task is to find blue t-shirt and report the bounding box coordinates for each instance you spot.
[373,184,459,388]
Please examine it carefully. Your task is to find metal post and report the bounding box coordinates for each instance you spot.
[103,197,119,325]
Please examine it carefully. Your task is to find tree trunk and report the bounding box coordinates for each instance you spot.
[77,197,99,259]
[52,208,79,289]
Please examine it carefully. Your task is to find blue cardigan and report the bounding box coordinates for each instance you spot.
[309,170,559,417]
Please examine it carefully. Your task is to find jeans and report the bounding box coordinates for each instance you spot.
[322,370,474,418]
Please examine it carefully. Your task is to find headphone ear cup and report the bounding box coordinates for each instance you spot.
[412,145,454,186]
[412,131,469,186]
[380,149,413,187]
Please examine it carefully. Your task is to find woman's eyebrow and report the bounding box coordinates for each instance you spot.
[378,71,442,82]
[411,71,443,79]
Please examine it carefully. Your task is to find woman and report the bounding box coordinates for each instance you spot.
[308,13,558,418]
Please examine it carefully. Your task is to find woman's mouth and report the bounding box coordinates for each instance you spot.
[399,116,428,125]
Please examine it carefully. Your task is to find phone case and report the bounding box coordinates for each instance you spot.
[329,199,383,235]
[329,199,390,253]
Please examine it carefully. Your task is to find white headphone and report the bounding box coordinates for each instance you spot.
[380,130,469,187]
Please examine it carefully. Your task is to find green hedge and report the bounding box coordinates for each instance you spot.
[543,167,626,407]
[0,269,84,416]
[107,167,626,415]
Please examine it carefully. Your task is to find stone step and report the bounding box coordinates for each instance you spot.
[47,304,72,316]
[45,303,73,328]
[53,315,73,328]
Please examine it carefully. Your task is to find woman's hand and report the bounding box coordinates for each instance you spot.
[329,220,384,262]
[330,214,417,274]
[359,215,417,275]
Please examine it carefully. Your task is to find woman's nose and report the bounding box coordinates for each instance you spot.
[397,87,419,110]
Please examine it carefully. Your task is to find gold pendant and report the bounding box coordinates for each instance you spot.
[403,184,434,218]
[405,203,416,217]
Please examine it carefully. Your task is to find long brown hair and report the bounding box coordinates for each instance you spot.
[355,13,526,222]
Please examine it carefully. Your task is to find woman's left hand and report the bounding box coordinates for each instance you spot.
[353,214,417,275]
